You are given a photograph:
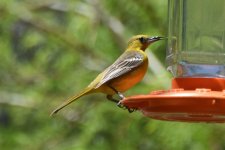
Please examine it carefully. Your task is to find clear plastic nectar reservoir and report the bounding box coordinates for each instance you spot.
[167,0,225,77]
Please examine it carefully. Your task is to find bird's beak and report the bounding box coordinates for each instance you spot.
[147,36,166,43]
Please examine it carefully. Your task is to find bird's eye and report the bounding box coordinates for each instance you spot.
[139,37,145,43]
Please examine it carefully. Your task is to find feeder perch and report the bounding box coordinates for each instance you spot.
[121,0,225,123]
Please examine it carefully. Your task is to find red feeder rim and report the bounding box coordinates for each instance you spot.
[121,77,225,123]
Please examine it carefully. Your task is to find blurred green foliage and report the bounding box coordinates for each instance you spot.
[1,0,225,150]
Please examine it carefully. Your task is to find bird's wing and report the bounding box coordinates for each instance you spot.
[95,50,145,88]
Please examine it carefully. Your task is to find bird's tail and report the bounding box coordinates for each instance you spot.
[50,87,93,116]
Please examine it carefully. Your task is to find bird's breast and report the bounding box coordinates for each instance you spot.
[106,58,149,93]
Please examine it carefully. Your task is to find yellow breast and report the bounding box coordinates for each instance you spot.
[98,58,149,95]
[111,59,148,91]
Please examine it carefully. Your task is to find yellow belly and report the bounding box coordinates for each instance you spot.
[97,59,148,95]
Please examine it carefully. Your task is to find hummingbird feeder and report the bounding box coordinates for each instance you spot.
[121,0,225,122]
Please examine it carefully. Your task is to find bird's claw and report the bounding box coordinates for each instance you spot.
[117,101,137,113]
[117,101,126,109]
[127,108,137,113]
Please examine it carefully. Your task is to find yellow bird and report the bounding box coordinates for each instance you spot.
[51,35,164,115]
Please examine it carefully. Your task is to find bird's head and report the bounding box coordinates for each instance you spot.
[127,35,164,51]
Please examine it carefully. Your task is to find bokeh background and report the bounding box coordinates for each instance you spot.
[1,0,225,150]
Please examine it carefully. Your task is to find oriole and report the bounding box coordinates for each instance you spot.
[51,35,164,116]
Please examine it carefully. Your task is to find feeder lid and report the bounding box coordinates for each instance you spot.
[121,88,225,123]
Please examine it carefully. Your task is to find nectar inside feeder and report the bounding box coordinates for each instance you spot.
[121,0,225,123]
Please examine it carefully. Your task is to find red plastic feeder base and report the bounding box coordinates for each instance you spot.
[121,78,225,123]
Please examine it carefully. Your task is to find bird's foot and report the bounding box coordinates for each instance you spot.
[127,108,137,113]
[117,91,125,100]
[117,101,126,109]
[117,101,137,113]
